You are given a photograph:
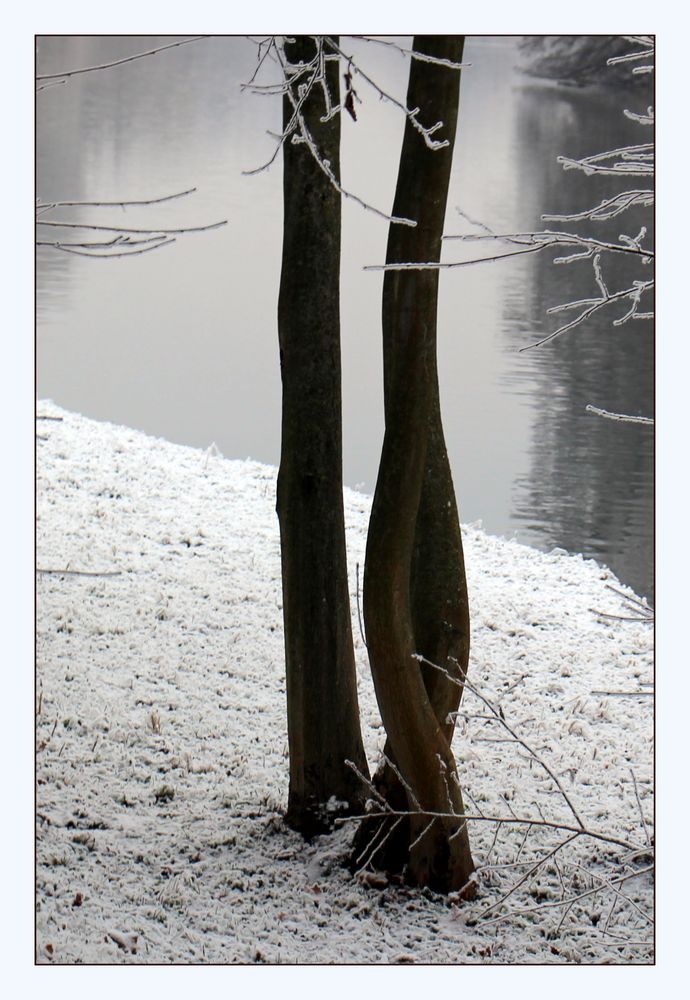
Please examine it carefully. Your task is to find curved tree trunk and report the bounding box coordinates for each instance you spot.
[357,36,474,891]
[277,36,369,836]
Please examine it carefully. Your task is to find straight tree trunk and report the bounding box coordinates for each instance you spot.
[358,36,474,891]
[277,36,369,836]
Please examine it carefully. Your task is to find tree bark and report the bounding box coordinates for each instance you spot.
[277,36,369,836]
[358,36,474,891]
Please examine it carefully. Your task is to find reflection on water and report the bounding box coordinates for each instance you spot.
[495,77,654,599]
[36,36,654,599]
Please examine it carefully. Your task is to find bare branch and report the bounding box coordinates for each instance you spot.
[590,689,653,697]
[418,654,586,829]
[568,860,653,926]
[335,809,641,852]
[355,562,367,648]
[344,759,392,813]
[36,218,226,237]
[365,227,653,273]
[542,190,653,222]
[36,36,209,83]
[521,278,654,351]
[37,568,123,577]
[557,143,653,178]
[241,37,417,227]
[351,35,471,70]
[629,769,651,847]
[381,752,422,812]
[586,404,653,426]
[326,36,454,151]
[36,187,197,210]
[354,815,405,871]
[408,817,438,852]
[42,237,176,259]
[481,865,654,927]
[480,833,580,918]
[605,584,654,614]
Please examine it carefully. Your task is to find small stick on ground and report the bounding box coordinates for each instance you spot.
[37,568,124,577]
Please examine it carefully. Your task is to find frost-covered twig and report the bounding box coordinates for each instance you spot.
[589,689,654,696]
[444,229,653,260]
[351,36,471,71]
[37,218,226,238]
[542,190,654,222]
[336,809,642,852]
[36,187,198,211]
[37,235,176,258]
[606,584,654,614]
[37,567,123,577]
[344,759,393,813]
[380,752,422,812]
[418,654,586,829]
[521,278,654,351]
[556,143,653,178]
[629,769,651,847]
[480,864,653,928]
[242,36,417,227]
[355,562,367,647]
[585,404,653,426]
[327,36,457,151]
[479,833,580,918]
[568,860,653,927]
[408,817,438,852]
[355,815,405,871]
[36,209,227,259]
[36,36,209,85]
[364,228,653,273]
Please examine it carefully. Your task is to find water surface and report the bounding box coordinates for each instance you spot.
[36,36,654,599]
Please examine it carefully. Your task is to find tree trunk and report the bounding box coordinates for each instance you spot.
[357,36,474,891]
[277,36,369,836]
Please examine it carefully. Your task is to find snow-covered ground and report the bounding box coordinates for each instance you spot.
[35,404,653,965]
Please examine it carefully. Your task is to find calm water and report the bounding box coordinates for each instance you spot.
[36,36,654,599]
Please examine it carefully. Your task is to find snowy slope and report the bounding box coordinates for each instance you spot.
[36,405,653,964]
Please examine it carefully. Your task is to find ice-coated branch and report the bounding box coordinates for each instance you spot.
[326,36,457,151]
[36,36,209,85]
[36,187,198,210]
[569,860,653,927]
[37,235,176,258]
[351,35,471,71]
[607,36,654,67]
[479,833,581,918]
[557,143,653,178]
[606,584,654,615]
[365,228,653,272]
[586,404,653,426]
[344,759,392,813]
[36,185,227,259]
[629,769,652,847]
[343,658,651,939]
[440,659,586,830]
[242,36,417,227]
[37,218,226,237]
[294,107,416,226]
[624,107,654,126]
[480,864,654,928]
[37,567,123,577]
[521,277,654,351]
[243,36,281,90]
[542,190,654,222]
[336,808,642,853]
